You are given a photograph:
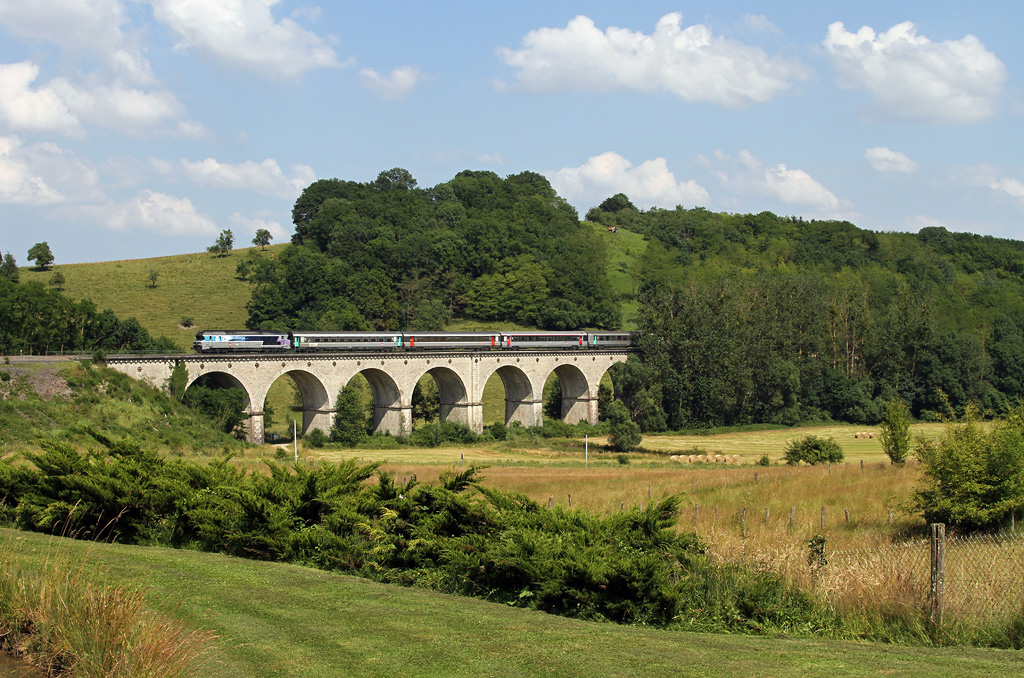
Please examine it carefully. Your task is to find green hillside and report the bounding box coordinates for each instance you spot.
[18,244,288,351]
[16,223,645,353]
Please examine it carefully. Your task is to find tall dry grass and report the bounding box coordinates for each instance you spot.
[0,533,216,677]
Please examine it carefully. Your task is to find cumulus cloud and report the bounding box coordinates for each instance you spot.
[497,13,807,107]
[0,135,106,207]
[0,0,155,84]
[549,151,709,209]
[0,62,81,135]
[864,147,919,174]
[710,150,849,213]
[180,157,315,199]
[151,0,344,79]
[0,135,64,205]
[823,21,1006,123]
[0,61,194,136]
[74,190,218,235]
[359,66,426,101]
[990,177,1024,205]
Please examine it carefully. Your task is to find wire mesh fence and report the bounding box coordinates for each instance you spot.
[826,529,1024,624]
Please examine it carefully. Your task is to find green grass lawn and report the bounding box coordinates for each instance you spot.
[4,528,1022,678]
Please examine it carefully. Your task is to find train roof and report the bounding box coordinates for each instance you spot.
[196,329,288,335]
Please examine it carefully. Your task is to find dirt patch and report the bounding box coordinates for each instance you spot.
[0,365,73,401]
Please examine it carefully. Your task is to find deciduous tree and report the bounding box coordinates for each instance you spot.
[28,242,54,270]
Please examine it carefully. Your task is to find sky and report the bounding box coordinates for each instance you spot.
[0,1,1022,264]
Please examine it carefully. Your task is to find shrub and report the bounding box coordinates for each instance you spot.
[304,427,328,449]
[912,404,1024,530]
[783,435,843,465]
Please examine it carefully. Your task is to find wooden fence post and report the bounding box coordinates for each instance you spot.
[820,505,826,530]
[789,506,795,529]
[930,523,946,626]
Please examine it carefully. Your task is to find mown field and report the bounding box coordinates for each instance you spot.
[4,528,1022,678]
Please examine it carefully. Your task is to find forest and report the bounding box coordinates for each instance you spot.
[244,168,619,332]
[589,196,1024,428]
[253,170,1024,430]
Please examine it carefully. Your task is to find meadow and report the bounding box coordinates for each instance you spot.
[3,529,1023,678]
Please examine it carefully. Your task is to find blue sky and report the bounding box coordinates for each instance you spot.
[0,1,1021,264]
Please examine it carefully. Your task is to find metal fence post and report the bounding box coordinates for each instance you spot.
[930,523,946,626]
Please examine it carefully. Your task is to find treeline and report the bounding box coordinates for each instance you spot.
[592,200,1024,428]
[244,168,619,331]
[0,277,176,355]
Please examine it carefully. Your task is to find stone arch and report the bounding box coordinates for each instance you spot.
[417,366,470,427]
[487,364,539,427]
[549,363,590,424]
[355,367,405,434]
[273,369,331,435]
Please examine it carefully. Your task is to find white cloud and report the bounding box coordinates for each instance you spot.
[497,13,807,108]
[0,135,105,207]
[359,66,425,101]
[0,61,194,136]
[990,178,1024,206]
[151,0,344,79]
[0,62,82,135]
[823,21,1006,124]
[0,0,155,84]
[864,147,919,174]
[74,190,218,235]
[711,150,849,213]
[0,135,64,205]
[549,151,709,209]
[180,157,315,199]
[49,78,188,135]
[743,15,779,34]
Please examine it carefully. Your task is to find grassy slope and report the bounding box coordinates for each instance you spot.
[5,528,1020,678]
[19,245,288,351]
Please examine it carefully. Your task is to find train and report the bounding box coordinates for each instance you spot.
[192,329,634,353]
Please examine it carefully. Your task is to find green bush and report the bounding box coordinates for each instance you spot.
[783,435,843,465]
[304,428,327,448]
[912,405,1024,531]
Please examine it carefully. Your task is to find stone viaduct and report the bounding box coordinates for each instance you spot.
[107,350,630,444]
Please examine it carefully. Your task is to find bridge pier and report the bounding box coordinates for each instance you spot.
[248,411,264,445]
[440,400,484,433]
[561,393,599,425]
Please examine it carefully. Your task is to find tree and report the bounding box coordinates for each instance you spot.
[913,405,1024,530]
[783,435,844,465]
[28,242,54,270]
[0,252,17,282]
[253,228,273,250]
[49,270,65,291]
[879,398,911,464]
[598,193,635,213]
[331,385,368,446]
[207,230,234,257]
[607,401,642,452]
[147,268,160,289]
[167,361,189,401]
